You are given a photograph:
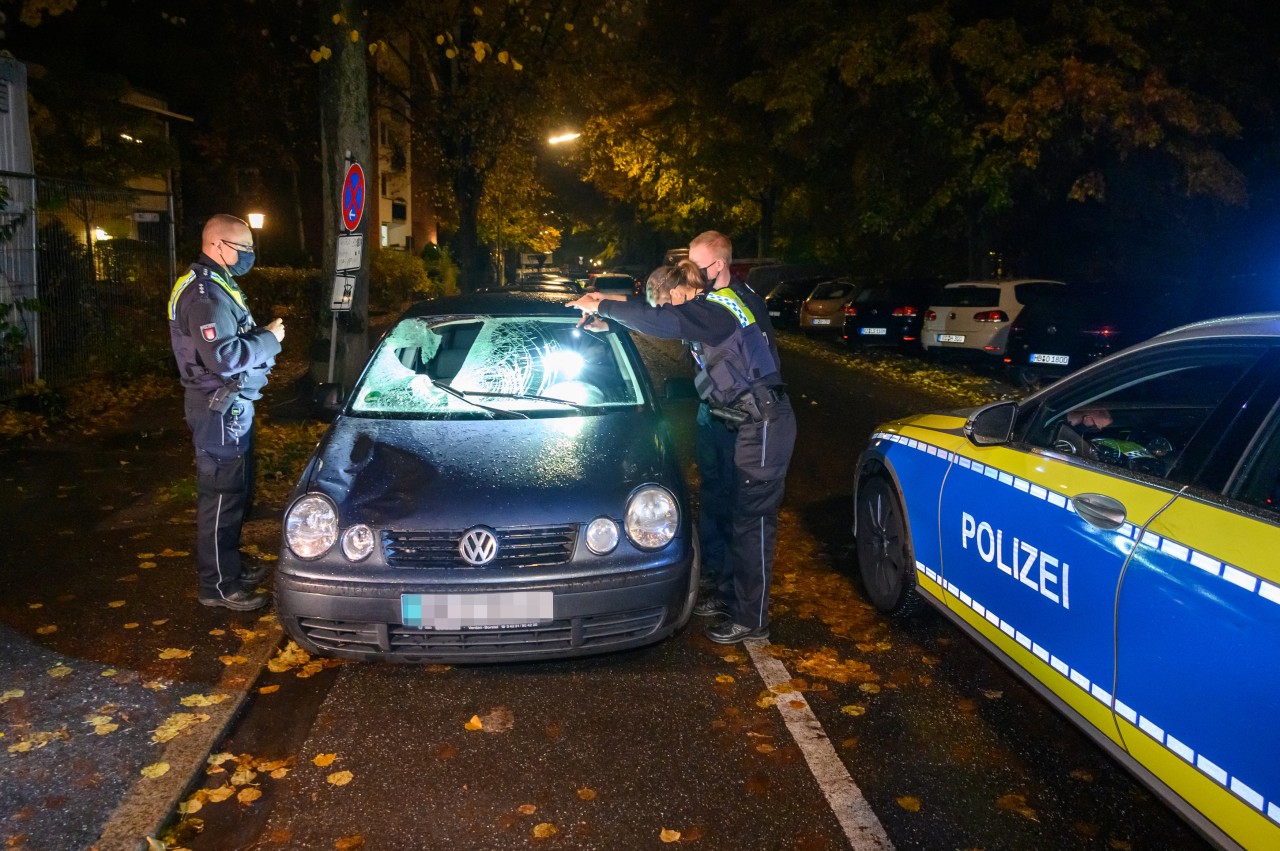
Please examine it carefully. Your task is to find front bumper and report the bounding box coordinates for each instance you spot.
[276,557,694,663]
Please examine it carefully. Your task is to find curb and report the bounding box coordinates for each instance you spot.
[92,621,285,851]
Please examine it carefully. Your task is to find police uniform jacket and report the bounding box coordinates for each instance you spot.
[168,255,280,400]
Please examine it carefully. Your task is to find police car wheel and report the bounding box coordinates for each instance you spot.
[855,475,923,617]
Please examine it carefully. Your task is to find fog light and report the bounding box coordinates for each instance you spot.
[585,517,619,554]
[341,524,376,561]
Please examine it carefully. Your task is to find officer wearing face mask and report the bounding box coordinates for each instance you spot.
[168,214,285,611]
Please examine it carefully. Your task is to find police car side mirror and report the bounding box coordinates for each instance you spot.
[965,400,1017,446]
[664,377,699,401]
[312,383,345,419]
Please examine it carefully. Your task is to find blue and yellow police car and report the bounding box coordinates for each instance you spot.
[854,313,1280,850]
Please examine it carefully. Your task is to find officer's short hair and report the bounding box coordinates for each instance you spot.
[690,230,732,263]
[203,214,251,242]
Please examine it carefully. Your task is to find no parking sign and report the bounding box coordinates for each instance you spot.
[341,162,365,232]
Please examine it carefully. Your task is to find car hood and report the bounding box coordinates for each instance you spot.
[305,411,676,529]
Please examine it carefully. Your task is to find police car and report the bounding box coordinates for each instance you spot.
[853,313,1280,850]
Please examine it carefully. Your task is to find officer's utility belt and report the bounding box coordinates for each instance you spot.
[208,375,245,414]
[708,385,786,429]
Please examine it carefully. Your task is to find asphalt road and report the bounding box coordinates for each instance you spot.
[0,329,1211,851]
[169,332,1209,851]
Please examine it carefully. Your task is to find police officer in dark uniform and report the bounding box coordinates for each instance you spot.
[168,214,284,611]
[569,256,796,644]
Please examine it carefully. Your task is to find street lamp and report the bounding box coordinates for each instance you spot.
[247,212,265,262]
[547,131,580,145]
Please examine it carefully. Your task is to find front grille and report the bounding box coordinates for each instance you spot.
[296,607,665,659]
[383,525,578,569]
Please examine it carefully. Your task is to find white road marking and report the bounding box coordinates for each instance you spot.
[745,639,895,850]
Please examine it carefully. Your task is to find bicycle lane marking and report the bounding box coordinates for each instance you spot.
[745,638,895,850]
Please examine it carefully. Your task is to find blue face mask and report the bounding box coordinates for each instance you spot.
[221,240,256,276]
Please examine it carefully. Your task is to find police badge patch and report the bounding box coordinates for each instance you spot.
[200,323,218,342]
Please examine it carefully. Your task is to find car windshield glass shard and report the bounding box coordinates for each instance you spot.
[351,316,646,418]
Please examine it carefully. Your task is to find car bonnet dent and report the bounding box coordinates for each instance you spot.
[311,414,672,528]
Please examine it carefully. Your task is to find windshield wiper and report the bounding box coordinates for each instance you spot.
[431,381,528,419]
[462,390,593,412]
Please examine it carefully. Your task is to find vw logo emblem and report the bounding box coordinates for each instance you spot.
[459,527,498,565]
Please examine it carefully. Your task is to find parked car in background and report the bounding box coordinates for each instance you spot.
[843,279,940,350]
[921,279,1066,360]
[743,263,846,297]
[729,257,780,282]
[799,278,859,333]
[589,273,642,297]
[492,277,583,296]
[853,313,1280,851]
[764,275,833,328]
[280,291,698,663]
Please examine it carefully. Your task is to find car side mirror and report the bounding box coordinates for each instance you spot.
[312,383,345,419]
[664,377,699,401]
[965,400,1017,446]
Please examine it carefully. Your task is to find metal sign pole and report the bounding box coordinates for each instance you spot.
[327,312,339,383]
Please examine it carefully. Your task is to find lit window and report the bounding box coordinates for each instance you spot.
[381,224,389,247]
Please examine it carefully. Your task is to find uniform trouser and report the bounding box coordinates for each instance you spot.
[184,394,256,600]
[725,400,796,630]
[696,403,737,590]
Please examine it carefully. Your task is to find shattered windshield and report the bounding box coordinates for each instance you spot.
[350,315,648,418]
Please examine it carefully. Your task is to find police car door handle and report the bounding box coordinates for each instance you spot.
[1070,493,1126,531]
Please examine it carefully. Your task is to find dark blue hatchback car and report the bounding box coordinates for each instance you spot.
[277,292,698,662]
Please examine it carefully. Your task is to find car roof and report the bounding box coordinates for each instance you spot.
[401,290,582,319]
[943,278,1065,288]
[1152,312,1280,343]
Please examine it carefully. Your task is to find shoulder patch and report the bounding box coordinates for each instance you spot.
[200,323,218,342]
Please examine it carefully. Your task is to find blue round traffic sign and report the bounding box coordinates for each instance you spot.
[341,163,365,232]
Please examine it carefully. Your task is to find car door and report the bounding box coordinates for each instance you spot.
[1111,348,1280,849]
[936,341,1271,748]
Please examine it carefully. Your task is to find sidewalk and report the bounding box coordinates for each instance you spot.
[0,388,292,851]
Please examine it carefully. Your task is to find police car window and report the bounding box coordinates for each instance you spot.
[1020,346,1263,483]
[1230,404,1280,516]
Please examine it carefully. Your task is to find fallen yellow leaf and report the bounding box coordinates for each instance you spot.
[124,623,140,630]
[660,828,682,842]
[142,680,167,690]
[94,723,119,735]
[101,669,117,677]
[48,664,72,678]
[532,822,557,839]
[181,693,231,707]
[840,704,866,717]
[208,628,226,636]
[996,792,1039,822]
[237,787,263,804]
[230,767,258,786]
[577,787,596,801]
[518,804,537,815]
[180,796,203,815]
[27,602,43,609]
[897,795,922,812]
[335,836,365,851]
[859,683,881,694]
[755,743,775,754]
[138,561,158,569]
[0,689,24,703]
[208,752,235,765]
[36,625,57,635]
[219,655,249,666]
[715,674,735,683]
[137,552,155,559]
[152,712,210,743]
[270,768,289,779]
[141,762,171,778]
[205,785,235,803]
[258,685,280,695]
[464,715,483,731]
[327,770,354,786]
[158,648,193,660]
[755,694,776,709]
[107,600,127,608]
[152,618,169,625]
[313,753,337,767]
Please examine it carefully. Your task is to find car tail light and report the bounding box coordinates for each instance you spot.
[844,304,857,317]
[925,310,936,321]
[891,305,917,317]
[1003,357,1012,363]
[1083,325,1117,337]
[903,335,917,341]
[974,310,1009,322]
[984,345,1001,351]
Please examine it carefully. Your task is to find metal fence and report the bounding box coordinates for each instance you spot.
[0,171,175,397]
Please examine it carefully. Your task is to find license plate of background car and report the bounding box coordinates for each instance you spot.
[812,318,832,325]
[861,327,888,335]
[1030,353,1070,365]
[768,311,781,317]
[401,591,553,629]
[938,333,965,343]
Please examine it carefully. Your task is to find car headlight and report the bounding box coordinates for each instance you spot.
[624,485,678,550]
[585,517,619,555]
[285,495,337,559]
[341,524,376,561]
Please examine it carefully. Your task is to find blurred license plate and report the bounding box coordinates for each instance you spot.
[768,310,781,317]
[860,327,888,335]
[938,334,965,343]
[1031,353,1070,365]
[812,318,832,325]
[401,592,553,630]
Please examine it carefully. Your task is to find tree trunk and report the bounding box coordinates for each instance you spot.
[309,0,372,393]
[757,187,775,258]
[451,162,487,292]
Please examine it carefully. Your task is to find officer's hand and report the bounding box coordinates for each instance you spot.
[566,292,604,314]
[267,318,285,342]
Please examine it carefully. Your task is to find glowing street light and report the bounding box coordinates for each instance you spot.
[247,212,265,230]
[547,132,581,145]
